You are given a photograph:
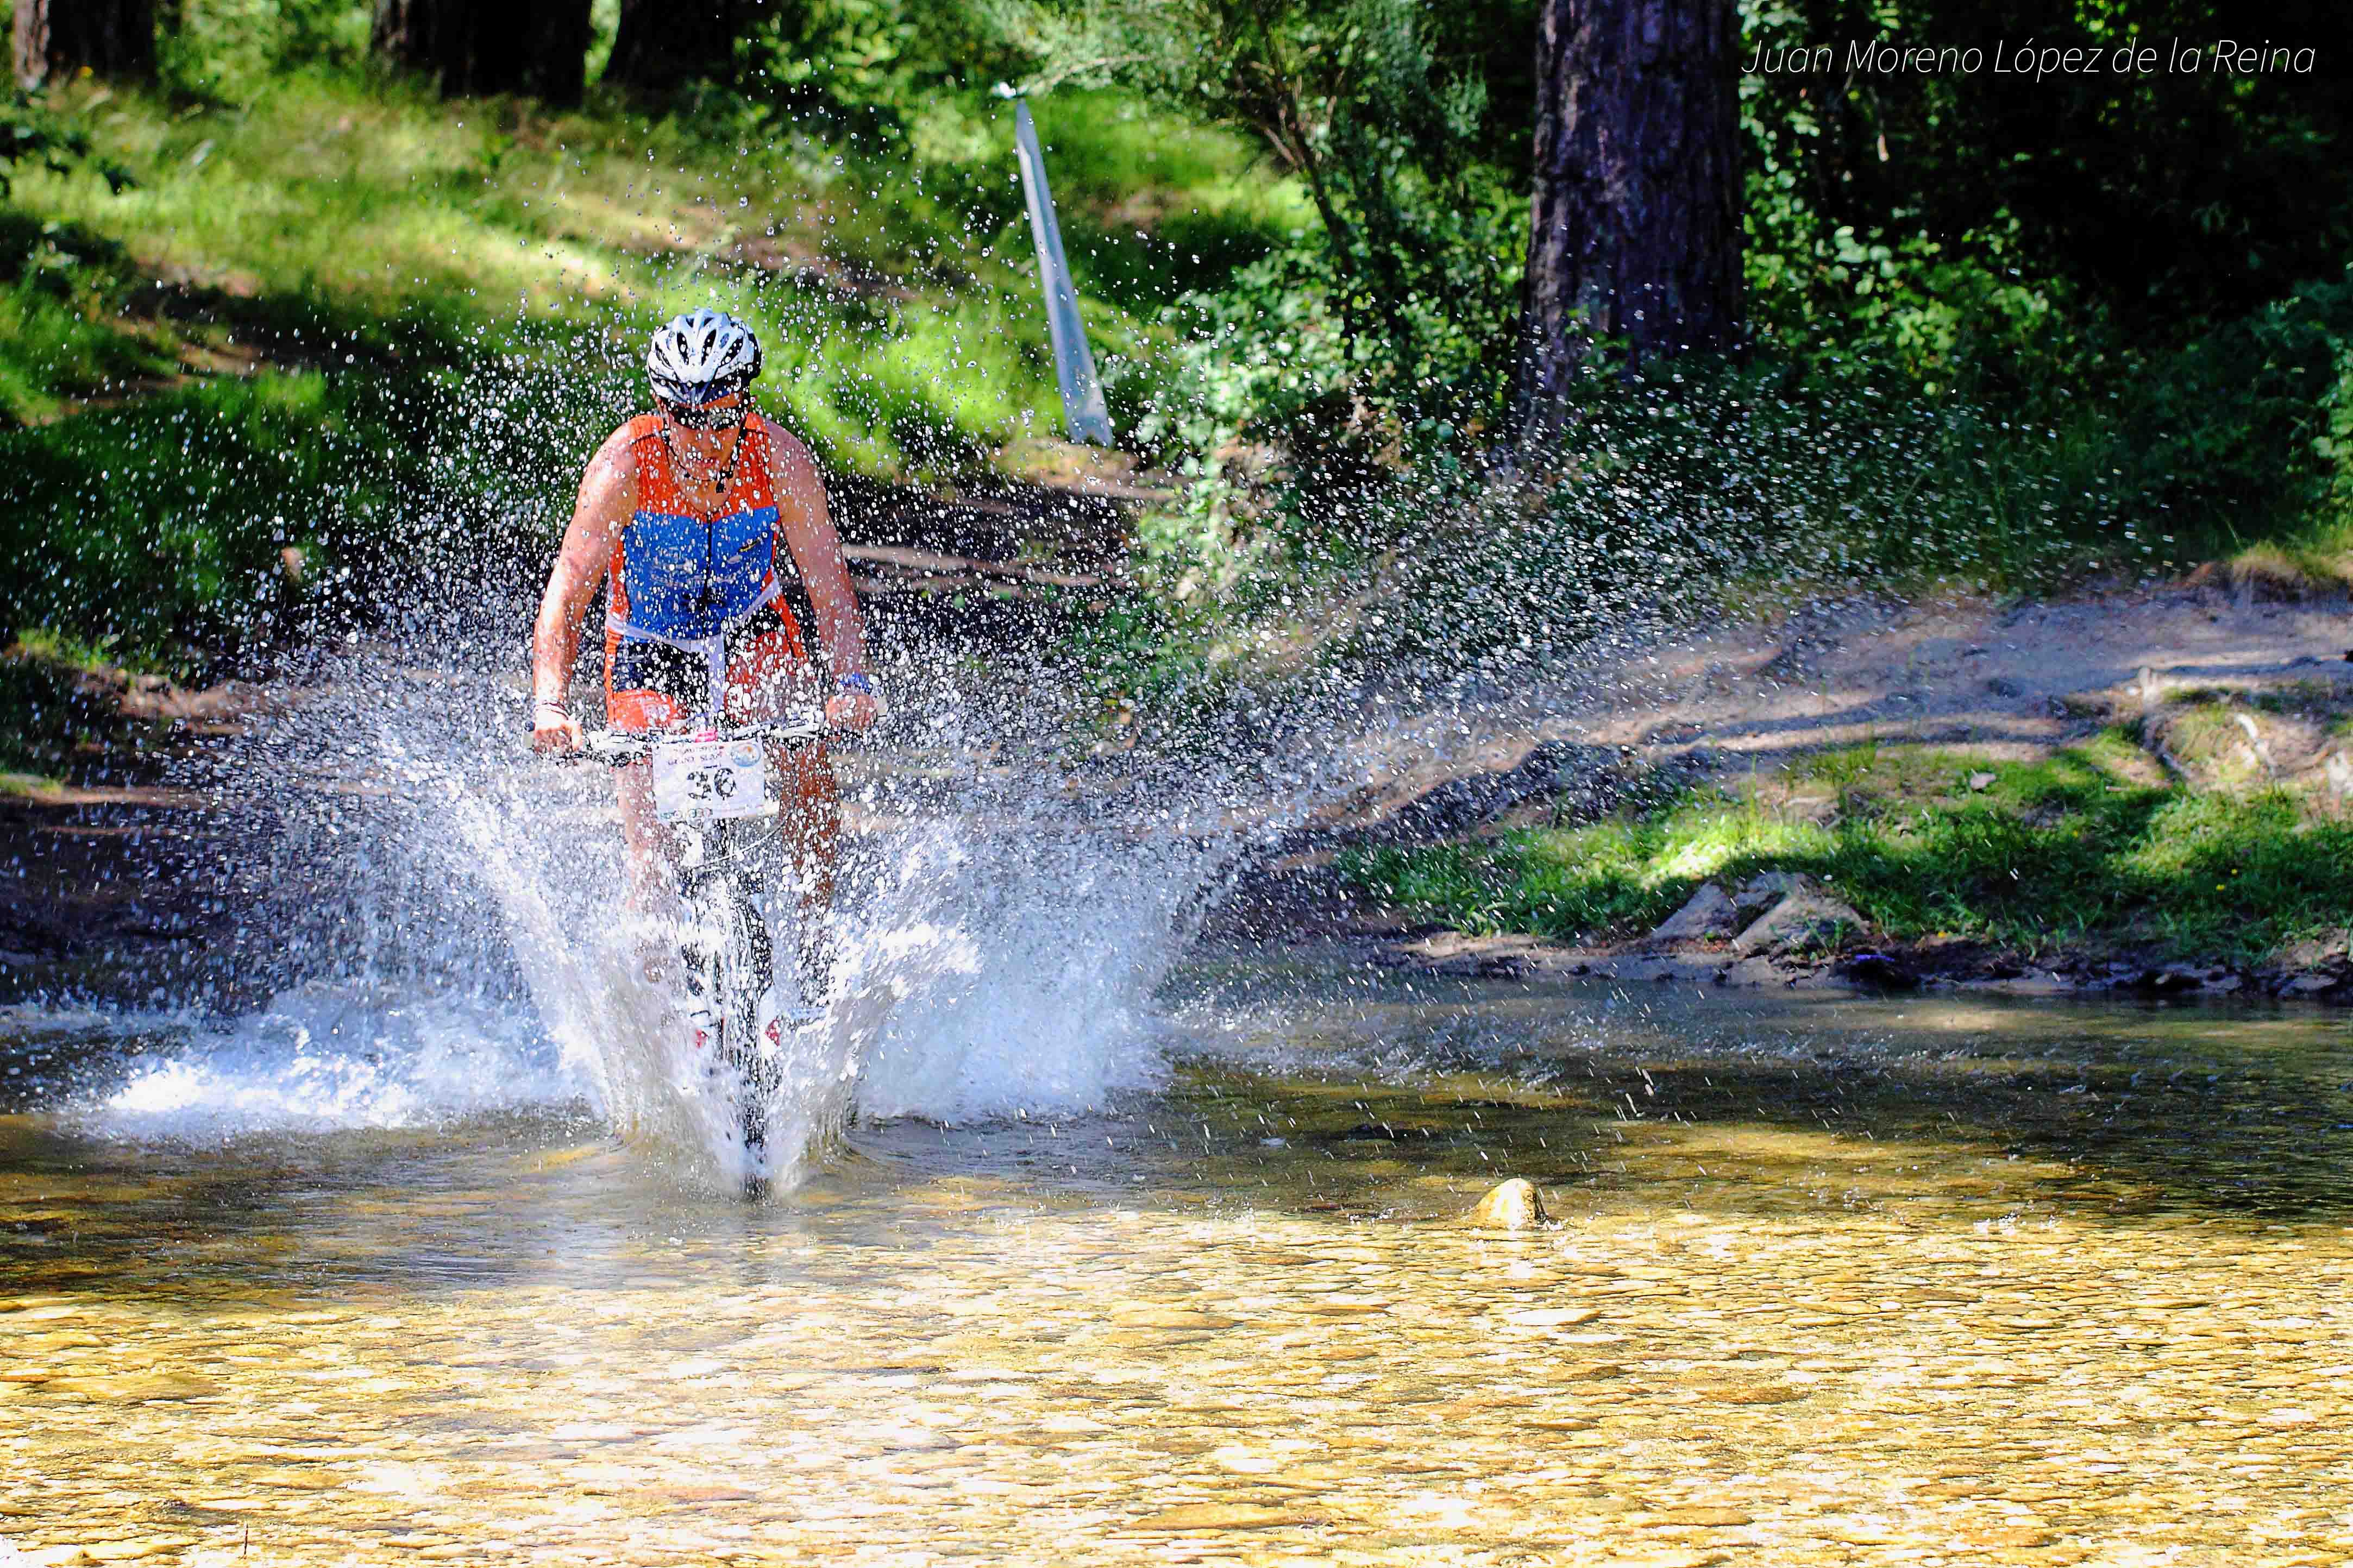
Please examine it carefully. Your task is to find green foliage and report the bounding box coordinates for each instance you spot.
[1727,0,2353,575]
[1027,0,1527,427]
[1,92,134,199]
[157,0,373,102]
[1736,0,2352,335]
[2119,272,2353,549]
[739,0,922,114]
[1342,741,2353,966]
[996,89,1309,314]
[0,214,181,423]
[0,371,406,660]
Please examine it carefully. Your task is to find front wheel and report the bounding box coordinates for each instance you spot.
[721,875,783,1167]
[680,873,780,1185]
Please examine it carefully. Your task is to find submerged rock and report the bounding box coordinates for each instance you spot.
[1647,883,1739,945]
[1467,1177,1547,1230]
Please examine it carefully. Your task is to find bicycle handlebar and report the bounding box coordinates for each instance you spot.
[567,715,827,767]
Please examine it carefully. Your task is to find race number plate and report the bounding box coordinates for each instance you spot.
[650,738,768,824]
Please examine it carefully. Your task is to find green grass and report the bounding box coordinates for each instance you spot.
[987,89,1312,314]
[1341,737,2353,967]
[0,632,178,782]
[7,74,1301,468]
[2,367,426,661]
[0,219,185,421]
[0,66,1304,672]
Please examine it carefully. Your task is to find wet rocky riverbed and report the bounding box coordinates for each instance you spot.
[4,976,2350,1565]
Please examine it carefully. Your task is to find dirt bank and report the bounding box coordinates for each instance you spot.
[1208,583,2353,1003]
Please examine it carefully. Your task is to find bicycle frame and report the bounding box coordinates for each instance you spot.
[566,711,828,1190]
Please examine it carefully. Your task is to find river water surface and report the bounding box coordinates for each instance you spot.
[4,971,2350,1565]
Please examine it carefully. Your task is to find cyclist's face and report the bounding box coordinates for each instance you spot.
[661,391,745,433]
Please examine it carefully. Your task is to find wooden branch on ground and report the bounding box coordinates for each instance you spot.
[842,544,1112,590]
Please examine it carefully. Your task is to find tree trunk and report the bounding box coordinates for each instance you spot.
[520,0,591,105]
[372,0,465,87]
[14,0,155,89]
[604,0,740,95]
[1514,0,1742,439]
[373,0,588,103]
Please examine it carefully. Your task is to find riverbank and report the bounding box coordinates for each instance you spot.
[1213,584,2353,1004]
[10,578,2352,1009]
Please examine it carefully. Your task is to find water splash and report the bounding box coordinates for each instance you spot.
[851,820,1219,1121]
[81,983,576,1139]
[57,638,1243,1188]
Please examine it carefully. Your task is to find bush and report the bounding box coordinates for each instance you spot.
[2119,271,2353,556]
[0,373,403,661]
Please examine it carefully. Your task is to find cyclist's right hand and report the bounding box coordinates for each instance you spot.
[532,703,586,756]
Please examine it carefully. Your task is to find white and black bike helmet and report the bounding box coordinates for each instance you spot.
[646,308,762,415]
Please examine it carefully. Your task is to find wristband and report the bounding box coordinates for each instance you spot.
[837,672,875,695]
[532,700,571,726]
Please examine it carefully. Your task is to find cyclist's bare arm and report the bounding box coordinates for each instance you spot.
[531,425,639,753]
[761,417,878,730]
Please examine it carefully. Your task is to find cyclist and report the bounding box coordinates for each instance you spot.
[529,308,879,1018]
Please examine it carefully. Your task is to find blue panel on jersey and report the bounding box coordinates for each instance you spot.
[619,506,780,639]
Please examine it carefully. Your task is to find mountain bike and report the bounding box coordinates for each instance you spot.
[576,713,826,1188]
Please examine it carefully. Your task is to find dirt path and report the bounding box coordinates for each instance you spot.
[1272,585,2350,843]
[1210,583,2353,1002]
[1585,586,2351,764]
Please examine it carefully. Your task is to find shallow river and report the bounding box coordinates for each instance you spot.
[4,970,2351,1565]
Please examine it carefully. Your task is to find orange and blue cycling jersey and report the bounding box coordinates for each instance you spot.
[603,413,815,734]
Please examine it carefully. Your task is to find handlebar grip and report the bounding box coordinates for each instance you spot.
[578,733,653,766]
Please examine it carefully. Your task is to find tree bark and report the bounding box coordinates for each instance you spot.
[14,0,155,89]
[372,0,462,87]
[372,0,589,104]
[506,0,590,105]
[604,0,741,95]
[1514,0,1742,439]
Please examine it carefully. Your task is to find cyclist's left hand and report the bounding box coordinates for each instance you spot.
[826,690,880,731]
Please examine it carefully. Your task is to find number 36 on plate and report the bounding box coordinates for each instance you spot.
[650,738,769,823]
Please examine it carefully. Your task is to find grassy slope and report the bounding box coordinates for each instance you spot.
[0,71,1303,663]
[7,75,1302,438]
[1345,708,2353,970]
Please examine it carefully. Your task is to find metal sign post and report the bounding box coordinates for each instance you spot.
[1007,92,1114,445]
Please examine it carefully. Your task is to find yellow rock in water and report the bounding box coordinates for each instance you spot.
[1467,1177,1547,1230]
